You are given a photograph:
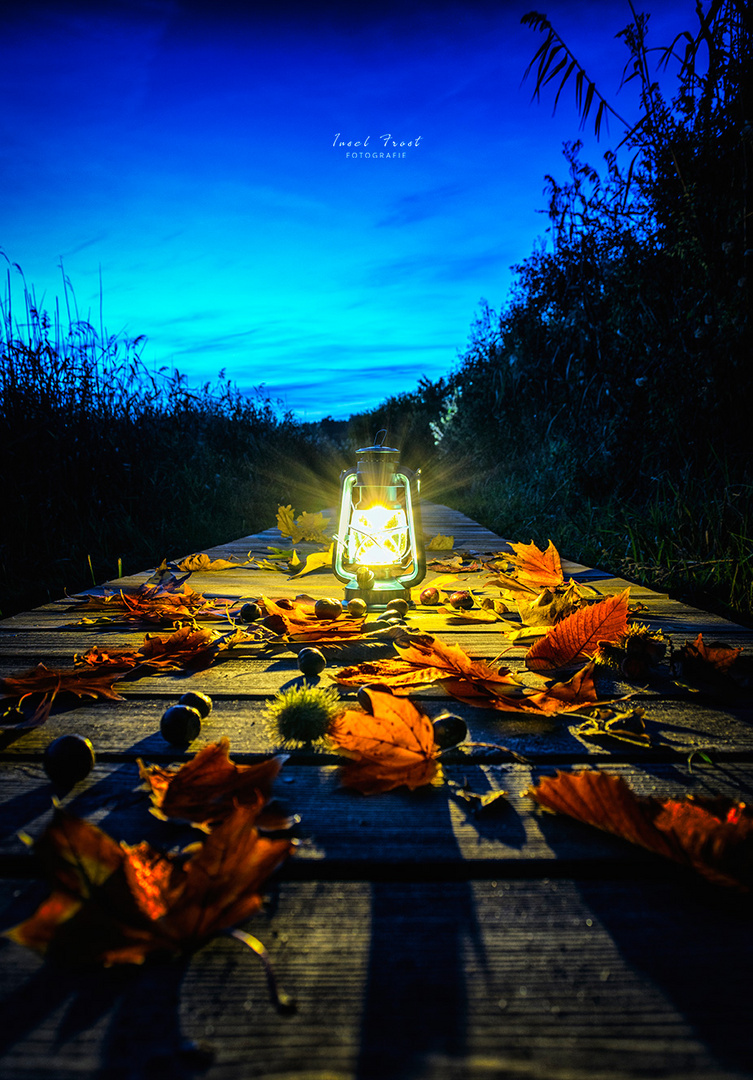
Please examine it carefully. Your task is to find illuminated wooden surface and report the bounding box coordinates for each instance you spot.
[1,503,752,1080]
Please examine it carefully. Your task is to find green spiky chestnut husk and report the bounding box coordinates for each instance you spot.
[263,684,341,748]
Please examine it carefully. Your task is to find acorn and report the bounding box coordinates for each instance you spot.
[314,597,342,620]
[43,734,95,786]
[385,598,409,617]
[160,704,202,746]
[347,597,368,617]
[179,690,213,718]
[449,590,474,610]
[357,684,394,712]
[239,601,261,623]
[432,713,468,749]
[420,586,440,605]
[297,647,326,677]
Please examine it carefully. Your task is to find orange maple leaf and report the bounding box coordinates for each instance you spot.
[260,596,366,643]
[5,804,294,965]
[506,540,564,587]
[333,632,524,695]
[78,625,257,676]
[680,632,743,677]
[329,688,442,794]
[0,663,126,703]
[70,579,225,626]
[333,635,602,716]
[394,634,524,697]
[528,769,753,890]
[0,662,126,729]
[138,738,286,828]
[525,590,630,673]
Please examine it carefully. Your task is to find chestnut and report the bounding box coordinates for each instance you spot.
[449,590,474,610]
[420,586,440,605]
[314,597,342,620]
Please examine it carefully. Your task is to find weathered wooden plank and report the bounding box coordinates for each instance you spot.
[1,501,752,1080]
[2,682,752,765]
[2,573,750,644]
[1,876,751,1080]
[2,759,752,871]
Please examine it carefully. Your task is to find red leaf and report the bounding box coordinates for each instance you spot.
[138,738,286,828]
[5,805,294,964]
[526,590,630,673]
[680,632,743,676]
[0,662,126,704]
[528,769,753,890]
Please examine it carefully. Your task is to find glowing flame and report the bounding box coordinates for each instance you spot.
[348,504,409,566]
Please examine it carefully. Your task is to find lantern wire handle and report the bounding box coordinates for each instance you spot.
[373,429,387,446]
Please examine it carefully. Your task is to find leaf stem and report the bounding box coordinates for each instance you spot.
[454,740,530,764]
[227,928,297,1014]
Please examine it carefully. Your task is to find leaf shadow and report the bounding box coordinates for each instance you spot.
[0,940,190,1074]
[531,784,753,1075]
[0,782,56,842]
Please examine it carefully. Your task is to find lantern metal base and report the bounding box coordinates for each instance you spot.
[343,580,412,610]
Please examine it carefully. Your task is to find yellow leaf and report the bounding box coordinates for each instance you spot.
[176,553,254,572]
[255,559,289,572]
[276,506,331,545]
[502,625,551,645]
[427,534,454,550]
[276,505,298,540]
[289,546,334,578]
[295,510,330,544]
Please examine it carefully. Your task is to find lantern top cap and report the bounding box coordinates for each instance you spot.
[357,429,398,455]
[356,443,399,454]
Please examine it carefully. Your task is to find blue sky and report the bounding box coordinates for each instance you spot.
[1,0,690,420]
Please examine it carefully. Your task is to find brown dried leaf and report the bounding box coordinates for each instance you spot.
[78,625,259,676]
[173,553,255,572]
[70,580,224,626]
[680,632,743,678]
[571,706,652,748]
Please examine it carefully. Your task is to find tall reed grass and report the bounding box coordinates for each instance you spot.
[0,259,335,617]
[448,450,753,626]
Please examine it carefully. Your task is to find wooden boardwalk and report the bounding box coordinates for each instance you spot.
[1,502,753,1080]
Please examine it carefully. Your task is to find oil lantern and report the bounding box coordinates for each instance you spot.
[332,432,426,607]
